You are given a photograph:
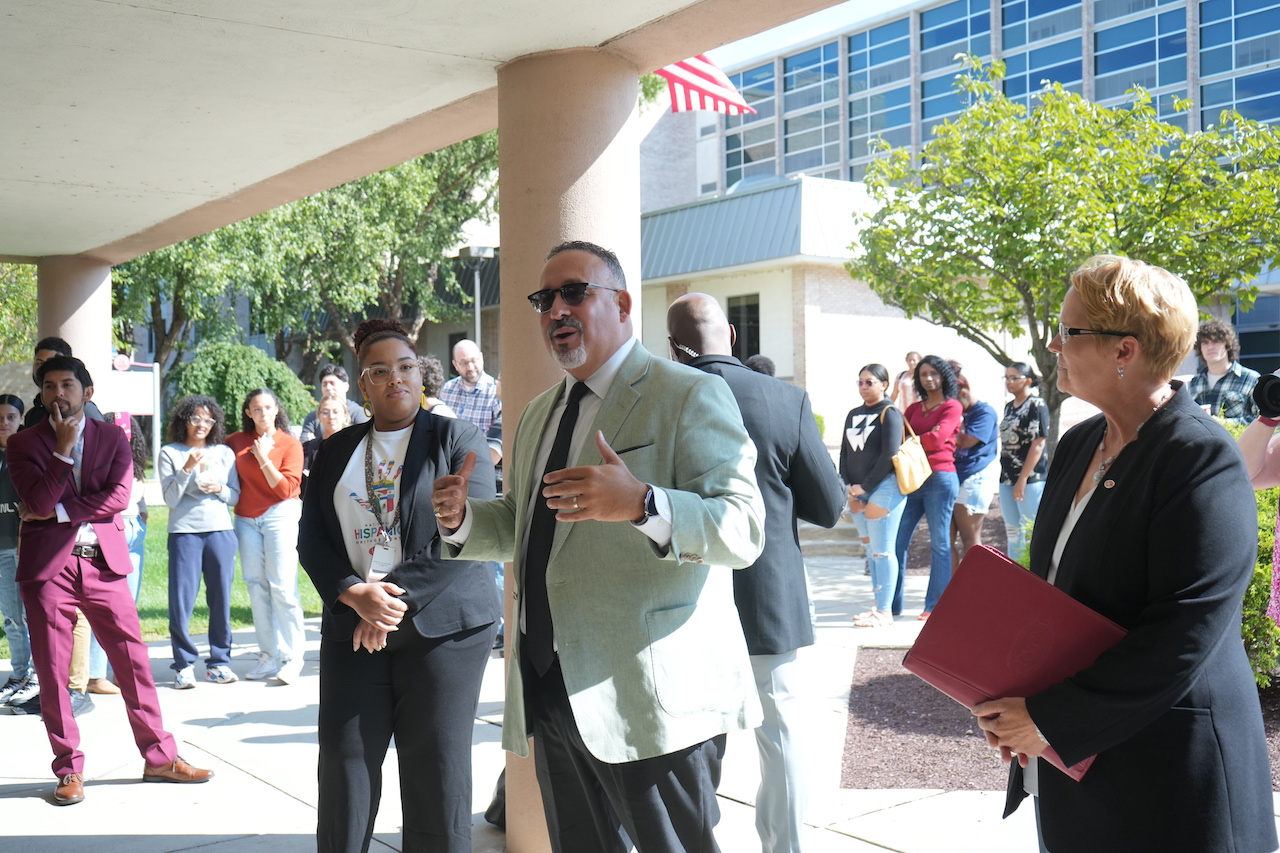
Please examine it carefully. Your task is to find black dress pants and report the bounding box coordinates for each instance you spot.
[525,655,726,853]
[317,619,495,853]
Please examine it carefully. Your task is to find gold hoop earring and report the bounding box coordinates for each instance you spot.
[363,398,373,418]
[421,392,429,410]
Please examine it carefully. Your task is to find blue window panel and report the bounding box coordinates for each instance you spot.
[1005,1,1027,24]
[972,33,993,55]
[1239,7,1280,39]
[1096,18,1155,52]
[871,40,911,65]
[1200,0,1231,21]
[923,91,964,117]
[1005,75,1030,96]
[973,0,988,10]
[1201,20,1233,47]
[972,13,992,34]
[923,74,958,97]
[1163,112,1188,131]
[824,43,838,61]
[726,133,742,149]
[727,151,743,167]
[883,105,912,126]
[849,71,869,93]
[849,32,867,52]
[850,52,868,72]
[824,61,839,78]
[726,167,742,186]
[923,0,969,28]
[1005,51,1029,74]
[879,85,912,109]
[1159,9,1184,32]
[744,160,775,178]
[784,88,826,113]
[1028,0,1080,15]
[1097,42,1158,74]
[1039,59,1084,83]
[871,18,910,45]
[742,65,774,89]
[1201,44,1234,74]
[870,57,913,87]
[1236,67,1280,100]
[849,113,870,134]
[1238,92,1280,122]
[1159,55,1188,85]
[785,47,822,73]
[1030,37,1082,68]
[1237,0,1280,14]
[1159,32,1188,57]
[923,19,970,48]
[1005,24,1028,47]
[850,136,870,158]
[1201,79,1234,105]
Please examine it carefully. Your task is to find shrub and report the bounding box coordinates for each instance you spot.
[170,342,314,430]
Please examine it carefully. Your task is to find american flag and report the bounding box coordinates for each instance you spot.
[654,55,757,116]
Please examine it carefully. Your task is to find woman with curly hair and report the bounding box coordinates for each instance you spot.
[228,387,305,683]
[299,318,498,853]
[419,353,458,418]
[892,355,962,620]
[159,395,240,688]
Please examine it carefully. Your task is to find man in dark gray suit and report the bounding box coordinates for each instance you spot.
[667,293,845,853]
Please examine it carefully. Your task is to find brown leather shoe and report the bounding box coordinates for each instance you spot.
[54,773,85,805]
[143,756,214,784]
[87,678,120,695]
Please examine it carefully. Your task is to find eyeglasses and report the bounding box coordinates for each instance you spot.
[1058,322,1137,341]
[187,416,216,428]
[856,379,881,387]
[1003,375,1027,382]
[527,282,620,313]
[362,363,420,386]
[668,338,700,359]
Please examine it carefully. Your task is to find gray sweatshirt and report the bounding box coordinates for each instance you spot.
[159,443,239,533]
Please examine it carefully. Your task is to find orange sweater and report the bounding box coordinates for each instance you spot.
[227,430,303,518]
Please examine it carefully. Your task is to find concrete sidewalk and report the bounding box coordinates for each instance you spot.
[2,555,1275,851]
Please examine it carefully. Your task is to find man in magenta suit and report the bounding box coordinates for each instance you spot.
[7,356,213,805]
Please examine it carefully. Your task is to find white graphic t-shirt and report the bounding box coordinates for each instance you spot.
[335,425,412,582]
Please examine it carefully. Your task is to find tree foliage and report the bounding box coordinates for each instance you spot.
[169,341,314,429]
[0,263,37,359]
[848,57,1280,444]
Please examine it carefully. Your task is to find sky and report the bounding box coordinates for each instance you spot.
[706,0,910,70]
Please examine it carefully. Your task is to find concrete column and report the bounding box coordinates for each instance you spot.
[495,47,640,853]
[36,255,114,386]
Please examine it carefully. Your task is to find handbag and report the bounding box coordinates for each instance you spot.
[881,407,932,495]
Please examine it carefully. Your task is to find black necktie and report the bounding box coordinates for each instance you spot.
[524,380,591,676]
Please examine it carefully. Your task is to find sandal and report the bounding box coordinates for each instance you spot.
[918,611,931,622]
[853,610,892,628]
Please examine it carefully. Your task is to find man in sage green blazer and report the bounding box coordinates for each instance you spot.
[432,241,764,853]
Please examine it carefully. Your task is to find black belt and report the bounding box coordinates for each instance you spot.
[70,544,100,559]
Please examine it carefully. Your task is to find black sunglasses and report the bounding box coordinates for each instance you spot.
[1058,322,1138,341]
[527,282,621,313]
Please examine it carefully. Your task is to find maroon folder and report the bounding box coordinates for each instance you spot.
[901,545,1127,781]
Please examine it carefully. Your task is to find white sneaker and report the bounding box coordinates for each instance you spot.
[6,678,39,707]
[0,675,35,706]
[245,653,279,681]
[275,658,303,684]
[174,666,197,690]
[205,665,238,684]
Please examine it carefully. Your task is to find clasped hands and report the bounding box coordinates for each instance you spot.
[971,697,1048,768]
[430,431,648,532]
[338,581,408,653]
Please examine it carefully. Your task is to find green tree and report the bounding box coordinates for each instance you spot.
[170,341,314,428]
[0,263,37,360]
[848,57,1280,446]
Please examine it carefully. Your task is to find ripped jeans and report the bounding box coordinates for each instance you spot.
[849,476,907,613]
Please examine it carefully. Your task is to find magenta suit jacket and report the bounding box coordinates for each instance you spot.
[7,417,133,582]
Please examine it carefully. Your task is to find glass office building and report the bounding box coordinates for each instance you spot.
[703,0,1280,192]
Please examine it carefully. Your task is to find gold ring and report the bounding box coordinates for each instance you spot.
[433,506,444,517]
[572,496,579,510]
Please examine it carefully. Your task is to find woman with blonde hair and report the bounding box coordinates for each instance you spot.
[973,256,1275,852]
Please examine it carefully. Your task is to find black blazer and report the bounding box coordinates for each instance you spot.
[1008,383,1276,853]
[298,411,499,641]
[688,355,845,655]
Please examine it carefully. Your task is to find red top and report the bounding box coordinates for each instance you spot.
[904,398,963,473]
[226,430,303,518]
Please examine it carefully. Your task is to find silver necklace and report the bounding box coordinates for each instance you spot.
[1093,392,1173,486]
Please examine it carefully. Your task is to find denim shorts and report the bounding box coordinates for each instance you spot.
[956,459,1000,516]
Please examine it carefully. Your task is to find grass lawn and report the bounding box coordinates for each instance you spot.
[0,504,323,661]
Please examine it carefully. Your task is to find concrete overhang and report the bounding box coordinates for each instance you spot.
[2,0,841,266]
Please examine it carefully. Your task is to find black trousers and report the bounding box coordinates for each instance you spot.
[525,655,726,853]
[316,620,496,853]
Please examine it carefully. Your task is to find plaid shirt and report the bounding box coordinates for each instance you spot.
[439,372,502,432]
[1188,361,1260,425]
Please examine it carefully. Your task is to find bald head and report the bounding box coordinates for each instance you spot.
[666,293,734,363]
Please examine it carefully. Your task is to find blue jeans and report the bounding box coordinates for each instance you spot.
[850,477,908,613]
[88,515,145,679]
[893,471,960,615]
[235,500,305,665]
[0,547,34,679]
[1000,480,1045,563]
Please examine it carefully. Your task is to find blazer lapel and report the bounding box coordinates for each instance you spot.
[1030,415,1104,581]
[400,412,435,552]
[575,342,647,468]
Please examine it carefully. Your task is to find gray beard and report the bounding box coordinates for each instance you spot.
[551,344,587,370]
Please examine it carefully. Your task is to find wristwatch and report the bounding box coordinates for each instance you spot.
[631,485,658,525]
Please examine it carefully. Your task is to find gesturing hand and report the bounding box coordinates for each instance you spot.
[50,401,79,458]
[541,432,649,523]
[431,451,476,532]
[183,447,206,473]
